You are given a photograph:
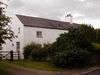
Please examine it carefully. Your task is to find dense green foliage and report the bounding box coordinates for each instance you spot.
[24,24,100,68]
[79,24,96,42]
[49,25,94,67]
[92,43,100,63]
[0,68,11,75]
[0,2,14,46]
[24,43,51,61]
[0,62,12,75]
[24,43,42,59]
[31,44,46,61]
[95,29,100,43]
[93,43,100,53]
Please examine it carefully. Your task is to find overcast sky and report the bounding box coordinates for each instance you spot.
[4,0,100,28]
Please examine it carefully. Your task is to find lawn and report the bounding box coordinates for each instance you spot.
[0,69,10,75]
[0,60,63,75]
[11,60,63,71]
[93,43,100,49]
[0,62,12,75]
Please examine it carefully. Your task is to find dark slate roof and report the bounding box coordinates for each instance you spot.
[16,14,79,30]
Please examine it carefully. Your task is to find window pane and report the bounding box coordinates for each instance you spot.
[16,42,20,51]
[18,27,20,33]
[36,31,43,38]
[0,45,2,50]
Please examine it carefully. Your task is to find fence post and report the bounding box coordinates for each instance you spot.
[0,51,2,60]
[18,51,20,60]
[10,50,13,61]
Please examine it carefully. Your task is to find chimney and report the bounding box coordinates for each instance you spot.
[65,13,73,24]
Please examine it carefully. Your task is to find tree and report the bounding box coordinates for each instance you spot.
[49,25,94,67]
[79,24,96,42]
[0,2,14,47]
[95,29,100,43]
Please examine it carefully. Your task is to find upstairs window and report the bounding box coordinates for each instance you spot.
[36,31,43,38]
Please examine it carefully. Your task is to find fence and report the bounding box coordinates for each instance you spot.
[0,50,20,61]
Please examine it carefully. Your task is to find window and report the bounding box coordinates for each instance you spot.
[0,45,2,50]
[36,31,43,38]
[16,42,20,51]
[18,27,20,33]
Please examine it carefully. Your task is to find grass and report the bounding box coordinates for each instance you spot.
[93,43,100,49]
[11,60,63,71]
[0,60,63,75]
[92,43,100,53]
[0,61,12,75]
[0,69,10,75]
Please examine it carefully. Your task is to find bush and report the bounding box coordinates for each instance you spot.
[31,43,51,61]
[24,43,42,59]
[95,29,100,43]
[92,43,100,53]
[42,44,52,61]
[50,48,91,68]
[79,24,96,42]
[24,43,33,59]
[24,43,51,61]
[49,25,94,68]
[91,43,100,64]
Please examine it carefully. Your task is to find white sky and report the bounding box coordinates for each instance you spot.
[3,0,100,28]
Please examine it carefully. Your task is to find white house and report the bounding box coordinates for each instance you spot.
[1,14,79,59]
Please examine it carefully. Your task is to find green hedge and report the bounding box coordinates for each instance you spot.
[48,26,94,68]
[92,43,100,64]
[92,43,100,53]
[24,43,51,61]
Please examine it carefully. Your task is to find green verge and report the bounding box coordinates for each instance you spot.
[0,61,12,75]
[11,60,64,71]
[93,43,100,49]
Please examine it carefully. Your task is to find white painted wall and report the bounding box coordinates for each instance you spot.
[2,15,24,59]
[1,15,68,59]
[24,26,68,46]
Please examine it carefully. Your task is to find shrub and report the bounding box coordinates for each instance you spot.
[91,43,100,64]
[95,29,100,43]
[92,43,100,53]
[49,25,94,68]
[50,48,91,68]
[24,43,33,59]
[24,43,42,59]
[31,43,52,61]
[24,43,51,61]
[79,24,96,42]
[42,44,52,61]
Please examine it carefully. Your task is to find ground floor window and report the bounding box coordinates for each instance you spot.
[16,42,20,51]
[0,45,2,50]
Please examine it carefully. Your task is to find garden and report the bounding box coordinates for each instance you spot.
[23,25,100,69]
[0,25,100,75]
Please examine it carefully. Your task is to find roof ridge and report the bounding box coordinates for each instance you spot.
[16,14,79,30]
[16,14,71,24]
